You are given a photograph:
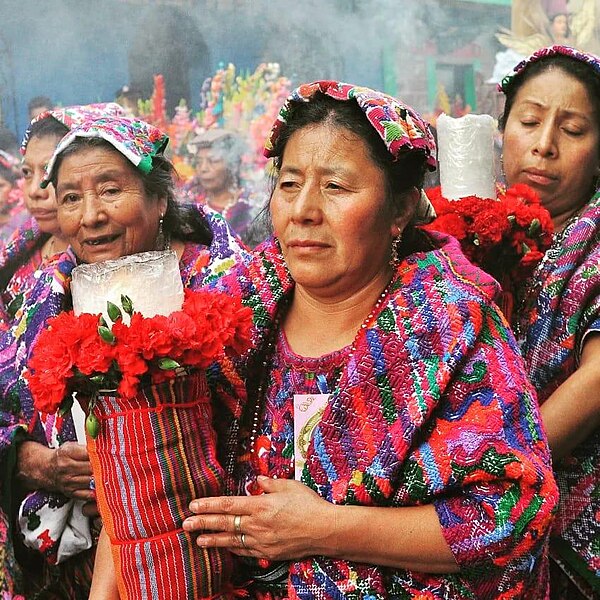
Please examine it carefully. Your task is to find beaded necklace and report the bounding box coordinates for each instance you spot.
[248,275,397,466]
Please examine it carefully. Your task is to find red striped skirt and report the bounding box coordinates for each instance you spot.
[87,371,234,600]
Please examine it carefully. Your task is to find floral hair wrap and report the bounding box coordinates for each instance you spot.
[41,116,169,188]
[20,102,126,155]
[498,45,600,93]
[264,80,437,223]
[265,80,437,171]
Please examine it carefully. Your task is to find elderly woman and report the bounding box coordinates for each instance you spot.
[184,128,266,247]
[173,82,558,599]
[499,45,600,600]
[0,114,247,599]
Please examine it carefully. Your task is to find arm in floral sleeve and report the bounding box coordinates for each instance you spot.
[427,305,558,594]
[0,253,95,563]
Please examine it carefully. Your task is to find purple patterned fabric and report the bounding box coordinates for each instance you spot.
[264,80,437,170]
[516,193,600,597]
[498,45,600,93]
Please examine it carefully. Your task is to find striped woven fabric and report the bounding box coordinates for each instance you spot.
[88,371,233,600]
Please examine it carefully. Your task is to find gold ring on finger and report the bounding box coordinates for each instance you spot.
[233,514,242,535]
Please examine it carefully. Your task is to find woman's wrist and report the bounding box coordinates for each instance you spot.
[16,440,55,492]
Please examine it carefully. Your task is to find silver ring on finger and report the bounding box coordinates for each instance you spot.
[240,533,248,549]
[233,514,242,535]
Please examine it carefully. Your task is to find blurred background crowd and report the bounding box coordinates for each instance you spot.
[1,0,598,247]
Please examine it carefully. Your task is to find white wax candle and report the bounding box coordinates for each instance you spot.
[437,113,496,201]
[71,250,184,322]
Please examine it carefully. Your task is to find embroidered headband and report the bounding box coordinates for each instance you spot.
[21,102,126,155]
[498,45,600,93]
[41,116,169,189]
[264,80,437,171]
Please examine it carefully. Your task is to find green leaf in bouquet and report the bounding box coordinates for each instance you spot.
[121,294,134,316]
[58,395,74,417]
[86,413,100,439]
[528,218,541,237]
[107,301,123,323]
[6,293,23,320]
[99,315,108,329]
[158,357,180,370]
[521,242,531,254]
[89,374,108,386]
[98,326,116,344]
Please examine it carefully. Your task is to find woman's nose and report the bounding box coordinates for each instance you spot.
[28,172,50,200]
[533,123,558,158]
[80,195,107,225]
[290,182,322,223]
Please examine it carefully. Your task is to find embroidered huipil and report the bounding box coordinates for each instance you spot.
[213,231,559,600]
[238,332,349,598]
[516,192,600,597]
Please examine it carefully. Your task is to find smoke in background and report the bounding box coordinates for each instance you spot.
[0,0,510,137]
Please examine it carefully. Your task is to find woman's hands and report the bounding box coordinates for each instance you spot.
[183,476,336,561]
[184,476,458,572]
[17,440,97,513]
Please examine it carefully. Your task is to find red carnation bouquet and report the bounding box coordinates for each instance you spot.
[26,287,253,600]
[421,183,554,321]
[27,288,253,435]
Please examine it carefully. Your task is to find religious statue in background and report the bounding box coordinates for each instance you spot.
[496,0,600,55]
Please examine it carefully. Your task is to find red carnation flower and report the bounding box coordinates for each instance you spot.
[423,213,468,241]
[28,288,254,415]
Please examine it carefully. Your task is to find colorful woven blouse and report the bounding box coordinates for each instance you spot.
[0,205,248,599]
[516,192,600,597]
[212,231,559,599]
[238,331,349,597]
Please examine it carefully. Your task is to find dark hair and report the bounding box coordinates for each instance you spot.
[0,127,18,155]
[268,92,428,215]
[114,85,142,100]
[499,55,600,133]
[51,138,212,246]
[26,116,69,145]
[27,95,53,114]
